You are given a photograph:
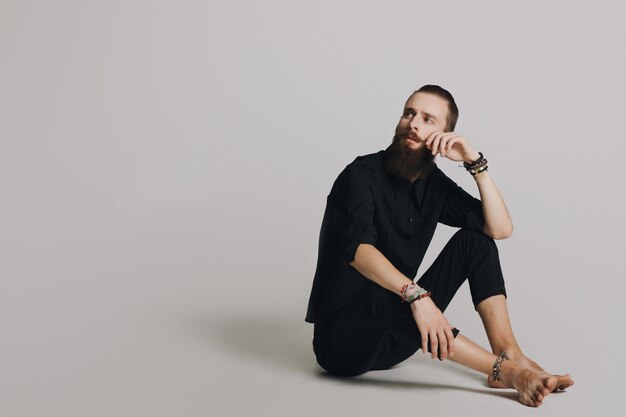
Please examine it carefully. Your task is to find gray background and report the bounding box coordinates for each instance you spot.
[1,0,624,416]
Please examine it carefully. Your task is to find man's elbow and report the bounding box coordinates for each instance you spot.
[488,224,513,240]
[350,243,375,267]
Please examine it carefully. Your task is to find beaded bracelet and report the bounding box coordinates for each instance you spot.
[491,351,509,382]
[400,282,431,303]
[469,165,488,176]
[400,283,417,302]
[407,290,431,304]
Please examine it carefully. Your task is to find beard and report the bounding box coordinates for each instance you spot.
[384,133,435,183]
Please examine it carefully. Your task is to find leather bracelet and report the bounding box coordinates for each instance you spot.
[463,152,489,176]
[463,152,484,169]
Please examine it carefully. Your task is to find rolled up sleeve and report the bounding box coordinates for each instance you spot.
[330,168,378,263]
[439,182,485,233]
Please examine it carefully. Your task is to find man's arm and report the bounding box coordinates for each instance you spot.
[472,170,513,239]
[426,132,513,240]
[350,243,456,360]
[349,243,411,296]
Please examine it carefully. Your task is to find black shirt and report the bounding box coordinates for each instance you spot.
[305,149,485,323]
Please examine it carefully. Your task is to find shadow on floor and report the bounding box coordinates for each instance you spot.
[319,371,519,402]
[190,312,533,404]
[187,313,317,373]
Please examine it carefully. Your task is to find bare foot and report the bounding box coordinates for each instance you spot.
[487,352,574,392]
[499,361,558,407]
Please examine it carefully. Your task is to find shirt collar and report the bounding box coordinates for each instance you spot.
[387,172,425,207]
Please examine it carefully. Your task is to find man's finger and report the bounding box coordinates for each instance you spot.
[446,137,459,153]
[425,131,438,146]
[436,133,456,155]
[427,131,443,147]
[421,333,428,355]
[438,137,449,156]
[445,327,455,356]
[431,136,441,156]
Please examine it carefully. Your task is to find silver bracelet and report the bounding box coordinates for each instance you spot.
[491,351,509,381]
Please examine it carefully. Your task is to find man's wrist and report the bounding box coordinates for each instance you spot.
[408,291,431,304]
[463,151,488,176]
[464,151,481,164]
[473,170,489,182]
[400,282,430,303]
[410,294,433,311]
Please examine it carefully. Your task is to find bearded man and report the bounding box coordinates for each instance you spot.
[305,85,574,407]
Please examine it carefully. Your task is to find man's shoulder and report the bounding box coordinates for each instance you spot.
[349,149,384,168]
[428,165,472,199]
[341,150,385,178]
[332,150,385,193]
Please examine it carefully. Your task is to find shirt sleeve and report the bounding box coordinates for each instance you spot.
[329,166,378,263]
[438,179,485,233]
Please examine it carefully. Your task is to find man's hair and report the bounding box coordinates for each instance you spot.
[414,84,459,132]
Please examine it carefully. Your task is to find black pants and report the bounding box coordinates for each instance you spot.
[312,229,507,377]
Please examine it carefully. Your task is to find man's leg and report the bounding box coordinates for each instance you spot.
[417,229,508,314]
[476,294,520,354]
[313,281,459,376]
[476,294,574,390]
[448,333,559,407]
[313,282,424,377]
[315,229,507,375]
[416,229,573,391]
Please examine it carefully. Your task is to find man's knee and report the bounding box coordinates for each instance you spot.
[453,228,500,257]
[452,228,495,247]
[314,346,374,377]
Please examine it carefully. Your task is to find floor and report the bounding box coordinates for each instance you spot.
[3,1,625,415]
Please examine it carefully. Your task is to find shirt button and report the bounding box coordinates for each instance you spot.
[409,218,414,223]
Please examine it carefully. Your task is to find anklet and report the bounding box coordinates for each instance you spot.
[491,352,509,382]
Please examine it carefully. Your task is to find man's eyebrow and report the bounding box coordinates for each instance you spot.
[405,107,439,121]
[422,111,439,121]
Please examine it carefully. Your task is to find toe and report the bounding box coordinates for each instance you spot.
[544,376,558,393]
[529,399,540,407]
[555,374,574,391]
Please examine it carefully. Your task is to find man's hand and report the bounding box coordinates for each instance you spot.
[410,297,456,360]
[425,131,480,164]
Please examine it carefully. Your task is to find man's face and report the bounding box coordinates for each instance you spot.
[394,92,450,149]
[384,92,450,182]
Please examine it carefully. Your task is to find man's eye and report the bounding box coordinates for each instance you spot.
[424,118,432,123]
